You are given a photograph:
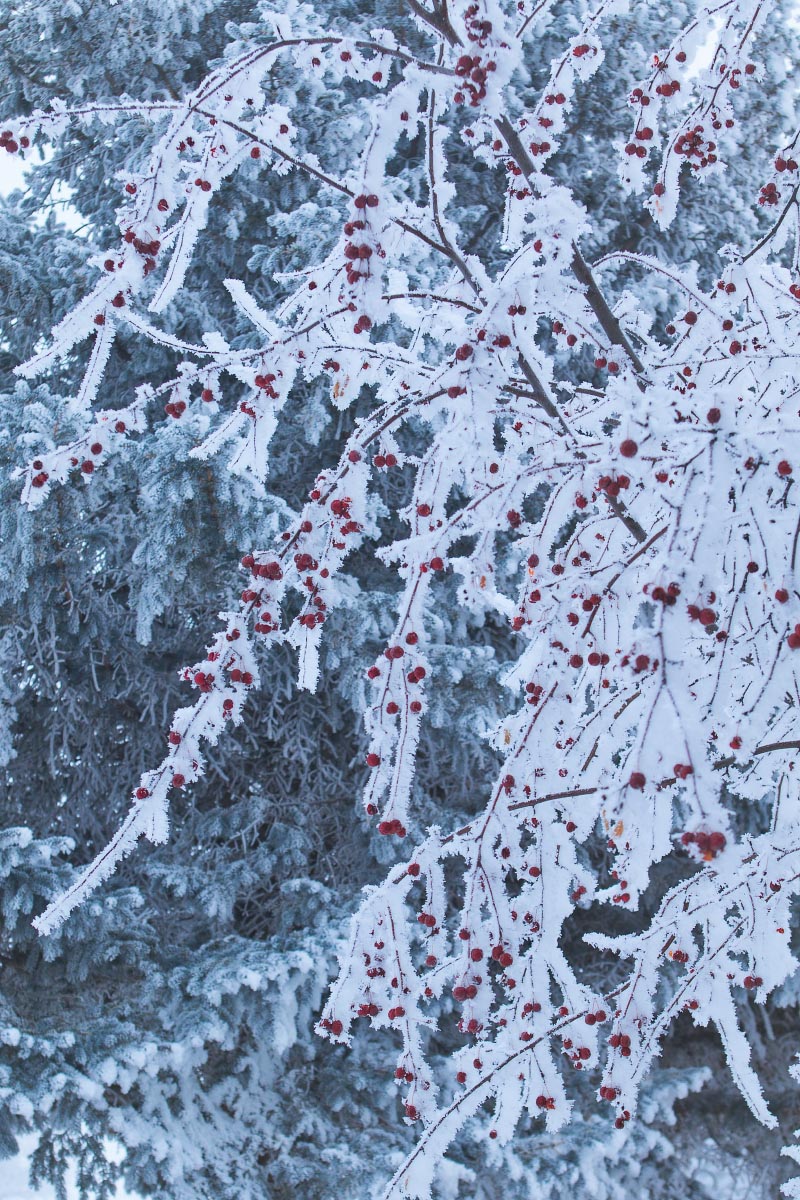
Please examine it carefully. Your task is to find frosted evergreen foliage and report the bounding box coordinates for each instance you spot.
[3,0,800,1195]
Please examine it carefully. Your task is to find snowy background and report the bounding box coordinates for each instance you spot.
[0,156,129,1200]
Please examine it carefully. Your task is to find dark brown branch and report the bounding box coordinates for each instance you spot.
[494,115,649,385]
[605,492,647,544]
[405,0,463,46]
[508,739,800,811]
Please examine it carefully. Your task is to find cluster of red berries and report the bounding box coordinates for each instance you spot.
[463,4,494,47]
[549,319,574,346]
[192,671,215,693]
[123,230,161,258]
[341,200,380,332]
[562,1035,591,1068]
[254,372,279,398]
[377,817,407,837]
[319,1017,344,1036]
[725,63,756,88]
[1,129,27,153]
[483,943,512,969]
[227,666,254,685]
[654,74,680,98]
[453,53,495,107]
[650,582,680,605]
[165,398,186,419]
[474,327,512,350]
[619,652,657,675]
[241,555,284,581]
[597,473,630,498]
[452,982,478,1002]
[680,830,726,856]
[30,458,49,489]
[687,602,716,626]
[674,124,716,169]
[624,126,653,158]
[742,974,763,990]
[594,356,620,372]
[64,441,106,478]
[528,139,551,158]
[535,1095,556,1110]
[343,220,371,279]
[759,180,780,206]
[608,1031,632,1055]
[786,624,800,650]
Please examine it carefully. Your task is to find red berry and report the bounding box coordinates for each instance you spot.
[620,439,638,458]
[629,772,646,790]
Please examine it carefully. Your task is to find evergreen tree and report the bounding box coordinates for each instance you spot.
[1,1,800,1198]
